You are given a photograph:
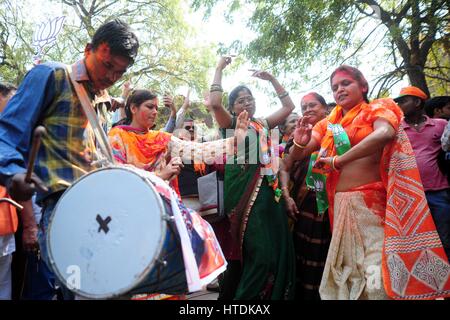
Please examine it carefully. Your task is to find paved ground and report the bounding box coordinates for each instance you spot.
[187,289,219,300]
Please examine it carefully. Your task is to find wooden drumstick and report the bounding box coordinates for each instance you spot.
[25,126,47,183]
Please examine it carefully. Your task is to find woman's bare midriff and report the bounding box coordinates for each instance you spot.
[335,151,383,192]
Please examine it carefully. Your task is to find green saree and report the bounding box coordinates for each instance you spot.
[222,118,295,300]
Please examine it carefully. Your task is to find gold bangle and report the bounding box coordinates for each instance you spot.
[293,139,307,149]
[332,156,340,171]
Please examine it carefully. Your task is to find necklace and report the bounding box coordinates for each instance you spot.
[407,116,426,127]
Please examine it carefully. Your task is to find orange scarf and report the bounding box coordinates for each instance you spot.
[109,125,181,196]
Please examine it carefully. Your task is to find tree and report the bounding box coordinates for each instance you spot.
[1,0,215,99]
[0,0,35,83]
[193,0,449,97]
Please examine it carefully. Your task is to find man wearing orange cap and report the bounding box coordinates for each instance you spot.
[395,86,450,262]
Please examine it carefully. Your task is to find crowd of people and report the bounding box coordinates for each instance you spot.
[0,19,449,300]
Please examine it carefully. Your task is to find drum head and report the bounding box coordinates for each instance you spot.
[47,167,166,299]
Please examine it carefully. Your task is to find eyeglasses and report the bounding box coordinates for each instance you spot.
[234,96,255,105]
[184,126,194,131]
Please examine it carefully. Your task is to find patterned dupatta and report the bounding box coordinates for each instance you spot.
[249,120,282,201]
[381,126,450,299]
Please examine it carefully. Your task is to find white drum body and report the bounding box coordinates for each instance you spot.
[47,166,185,299]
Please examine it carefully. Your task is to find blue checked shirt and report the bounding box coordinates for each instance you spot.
[0,59,111,202]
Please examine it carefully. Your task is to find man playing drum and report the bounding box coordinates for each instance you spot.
[0,19,139,299]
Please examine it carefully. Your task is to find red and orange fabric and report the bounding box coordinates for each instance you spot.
[0,186,18,235]
[312,98,450,299]
[108,125,180,196]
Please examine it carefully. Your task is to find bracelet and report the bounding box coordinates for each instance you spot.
[210,84,223,92]
[293,139,307,149]
[281,186,289,191]
[278,91,289,99]
[331,156,341,171]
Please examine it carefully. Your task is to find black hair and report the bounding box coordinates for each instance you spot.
[301,92,327,108]
[228,85,253,113]
[326,102,337,115]
[112,89,157,127]
[0,82,17,97]
[91,19,139,64]
[279,112,299,136]
[330,65,370,103]
[424,96,450,117]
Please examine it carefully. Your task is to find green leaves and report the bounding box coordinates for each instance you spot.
[193,0,449,97]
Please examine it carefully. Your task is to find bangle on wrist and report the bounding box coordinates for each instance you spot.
[278,91,289,99]
[331,156,341,171]
[210,84,223,93]
[293,139,307,149]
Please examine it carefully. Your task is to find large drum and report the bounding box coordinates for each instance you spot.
[47,166,187,299]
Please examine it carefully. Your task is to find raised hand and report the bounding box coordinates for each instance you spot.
[163,94,174,109]
[122,80,132,98]
[234,110,249,144]
[181,89,191,110]
[293,116,313,147]
[217,56,233,71]
[250,70,274,81]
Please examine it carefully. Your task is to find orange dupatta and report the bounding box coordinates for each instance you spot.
[108,125,181,196]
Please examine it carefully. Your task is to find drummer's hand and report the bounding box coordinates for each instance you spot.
[159,157,184,180]
[18,199,39,252]
[7,173,48,202]
[234,110,249,144]
[22,225,39,252]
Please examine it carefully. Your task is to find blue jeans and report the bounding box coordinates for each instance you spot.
[37,194,74,300]
[21,252,56,300]
[426,189,450,262]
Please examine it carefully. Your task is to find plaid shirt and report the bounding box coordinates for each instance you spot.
[0,59,111,202]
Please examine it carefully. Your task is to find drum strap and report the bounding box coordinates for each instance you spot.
[66,64,115,165]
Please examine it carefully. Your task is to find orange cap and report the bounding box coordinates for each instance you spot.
[394,86,428,102]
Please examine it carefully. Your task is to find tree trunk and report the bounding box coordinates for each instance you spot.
[405,64,430,97]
